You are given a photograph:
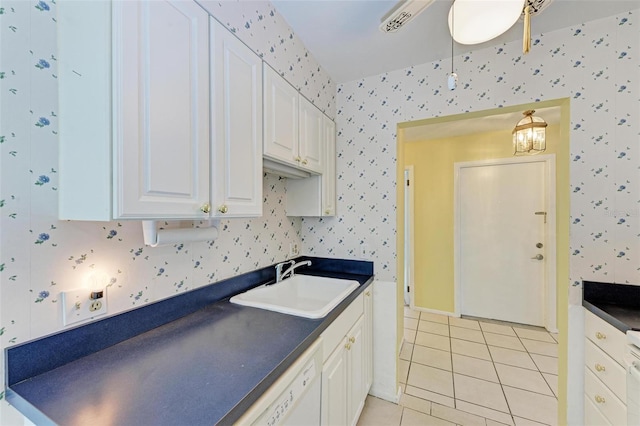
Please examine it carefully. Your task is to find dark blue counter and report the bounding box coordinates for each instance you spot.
[583,280,640,332]
[5,257,374,425]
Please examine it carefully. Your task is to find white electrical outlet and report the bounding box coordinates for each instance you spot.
[289,243,299,257]
[61,288,107,326]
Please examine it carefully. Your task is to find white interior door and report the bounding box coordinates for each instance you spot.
[458,159,548,326]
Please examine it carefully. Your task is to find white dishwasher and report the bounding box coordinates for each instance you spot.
[625,331,640,425]
[235,339,322,426]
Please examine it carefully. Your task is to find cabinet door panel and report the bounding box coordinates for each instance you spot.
[299,97,324,174]
[264,66,299,163]
[115,0,210,218]
[211,19,263,217]
[322,343,348,426]
[322,117,336,216]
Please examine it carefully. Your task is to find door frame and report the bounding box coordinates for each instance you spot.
[404,166,415,308]
[453,154,557,332]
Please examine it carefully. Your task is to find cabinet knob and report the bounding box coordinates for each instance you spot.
[218,205,229,214]
[594,364,606,372]
[325,209,331,215]
[302,158,308,165]
[595,331,606,340]
[294,156,301,162]
[365,291,371,297]
[349,336,356,344]
[594,395,606,404]
[200,203,211,214]
[345,343,351,350]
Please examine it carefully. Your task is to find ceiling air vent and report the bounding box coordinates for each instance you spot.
[379,0,435,33]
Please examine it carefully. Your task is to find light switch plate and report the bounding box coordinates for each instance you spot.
[61,287,107,326]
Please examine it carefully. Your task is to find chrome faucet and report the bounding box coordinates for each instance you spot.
[275,260,312,283]
[275,260,295,283]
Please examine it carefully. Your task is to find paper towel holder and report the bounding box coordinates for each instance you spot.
[142,219,220,247]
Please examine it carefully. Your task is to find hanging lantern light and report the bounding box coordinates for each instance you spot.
[512,110,547,155]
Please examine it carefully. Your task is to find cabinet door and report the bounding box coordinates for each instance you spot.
[321,341,348,426]
[211,18,263,217]
[263,66,299,165]
[363,288,373,394]
[322,116,336,216]
[347,316,365,426]
[299,97,324,174]
[115,1,211,219]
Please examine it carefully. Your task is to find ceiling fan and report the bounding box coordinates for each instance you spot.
[380,0,554,53]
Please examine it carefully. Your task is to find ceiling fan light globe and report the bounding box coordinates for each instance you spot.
[448,0,526,45]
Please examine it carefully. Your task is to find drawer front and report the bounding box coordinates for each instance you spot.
[584,309,626,366]
[584,367,627,426]
[321,294,363,363]
[584,394,612,426]
[585,338,627,402]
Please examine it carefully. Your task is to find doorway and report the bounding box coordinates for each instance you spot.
[454,156,557,331]
[396,98,569,424]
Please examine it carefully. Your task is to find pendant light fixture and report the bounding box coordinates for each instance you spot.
[448,0,525,45]
[447,0,458,90]
[512,110,547,155]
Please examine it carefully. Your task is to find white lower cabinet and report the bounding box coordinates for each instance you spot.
[321,290,373,426]
[583,309,627,425]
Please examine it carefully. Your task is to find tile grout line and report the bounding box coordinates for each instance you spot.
[446,314,457,411]
[512,328,558,400]
[479,320,516,426]
[408,311,560,425]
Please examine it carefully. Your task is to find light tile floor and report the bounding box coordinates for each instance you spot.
[357,308,559,426]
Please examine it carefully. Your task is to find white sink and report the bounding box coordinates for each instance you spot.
[229,275,360,319]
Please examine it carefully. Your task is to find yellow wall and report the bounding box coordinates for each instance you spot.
[405,124,564,311]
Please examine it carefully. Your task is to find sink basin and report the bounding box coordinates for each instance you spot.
[229,275,360,319]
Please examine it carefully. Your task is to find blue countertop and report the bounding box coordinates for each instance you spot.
[583,280,640,332]
[5,257,374,425]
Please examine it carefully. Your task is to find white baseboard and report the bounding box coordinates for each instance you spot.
[409,305,458,317]
[368,385,400,404]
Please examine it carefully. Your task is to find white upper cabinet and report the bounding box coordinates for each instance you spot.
[58,0,263,221]
[285,114,336,217]
[116,0,211,219]
[263,65,324,177]
[298,96,324,174]
[263,65,299,165]
[210,18,263,217]
[322,117,337,216]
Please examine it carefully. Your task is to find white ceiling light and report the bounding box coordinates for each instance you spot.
[379,0,436,33]
[448,0,525,45]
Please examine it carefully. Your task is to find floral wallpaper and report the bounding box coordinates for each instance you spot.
[302,8,640,298]
[0,0,335,421]
[299,8,638,424]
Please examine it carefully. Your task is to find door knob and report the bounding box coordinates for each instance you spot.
[536,243,543,248]
[531,254,544,260]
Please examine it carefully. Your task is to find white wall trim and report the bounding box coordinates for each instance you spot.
[408,305,459,318]
[453,154,558,332]
[370,280,399,403]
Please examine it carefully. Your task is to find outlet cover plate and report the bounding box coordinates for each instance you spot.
[61,288,107,326]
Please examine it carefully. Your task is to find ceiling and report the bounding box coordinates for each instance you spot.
[272,0,639,83]
[401,106,561,142]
